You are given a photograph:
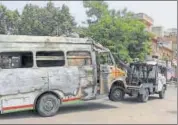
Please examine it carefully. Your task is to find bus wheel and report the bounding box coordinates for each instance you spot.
[36,93,60,117]
[109,86,125,101]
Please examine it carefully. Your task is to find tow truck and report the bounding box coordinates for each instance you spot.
[109,57,168,102]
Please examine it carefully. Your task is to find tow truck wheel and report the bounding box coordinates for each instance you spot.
[159,86,166,99]
[138,89,149,102]
[36,93,60,117]
[109,86,125,101]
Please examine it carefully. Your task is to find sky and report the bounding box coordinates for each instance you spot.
[0,1,177,29]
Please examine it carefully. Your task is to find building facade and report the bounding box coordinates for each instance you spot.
[163,35,177,66]
[134,13,153,32]
[134,13,176,62]
[165,28,177,36]
[157,39,173,61]
[152,26,164,37]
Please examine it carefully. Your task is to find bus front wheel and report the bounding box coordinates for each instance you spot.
[109,86,125,101]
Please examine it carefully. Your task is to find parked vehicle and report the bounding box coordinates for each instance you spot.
[110,58,168,102]
[0,34,126,117]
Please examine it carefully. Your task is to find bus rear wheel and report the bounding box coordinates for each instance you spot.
[36,93,60,117]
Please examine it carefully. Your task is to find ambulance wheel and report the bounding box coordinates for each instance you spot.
[36,93,60,117]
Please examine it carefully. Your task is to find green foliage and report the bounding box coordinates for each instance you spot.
[58,4,77,35]
[83,1,109,24]
[1,2,76,36]
[19,4,43,35]
[19,2,76,36]
[74,26,88,38]
[0,4,7,34]
[83,1,152,62]
[0,4,20,34]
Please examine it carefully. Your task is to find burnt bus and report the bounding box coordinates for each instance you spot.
[0,35,126,117]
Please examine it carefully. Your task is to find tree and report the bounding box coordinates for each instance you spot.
[40,2,58,36]
[56,4,76,35]
[83,1,109,25]
[6,9,20,34]
[19,4,43,35]
[0,4,20,35]
[74,26,88,38]
[83,1,152,62]
[19,2,76,36]
[0,4,7,34]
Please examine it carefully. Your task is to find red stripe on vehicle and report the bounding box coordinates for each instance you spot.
[62,97,80,102]
[2,104,34,110]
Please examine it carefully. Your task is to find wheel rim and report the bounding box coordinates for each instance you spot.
[42,98,56,112]
[113,89,122,99]
[44,101,53,111]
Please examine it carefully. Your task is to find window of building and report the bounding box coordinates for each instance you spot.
[36,51,65,67]
[0,52,33,69]
[67,51,92,66]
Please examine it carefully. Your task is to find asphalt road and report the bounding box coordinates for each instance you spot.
[0,85,177,124]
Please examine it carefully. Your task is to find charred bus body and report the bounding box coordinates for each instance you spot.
[0,35,125,117]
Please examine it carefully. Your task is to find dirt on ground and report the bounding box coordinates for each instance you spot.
[0,85,177,124]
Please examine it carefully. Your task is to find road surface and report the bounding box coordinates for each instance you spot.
[0,85,177,124]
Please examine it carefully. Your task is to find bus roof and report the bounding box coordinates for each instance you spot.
[0,34,91,44]
[0,34,110,52]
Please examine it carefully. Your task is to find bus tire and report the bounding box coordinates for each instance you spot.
[36,93,60,117]
[109,86,125,101]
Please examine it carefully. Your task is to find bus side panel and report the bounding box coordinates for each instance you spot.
[0,68,48,113]
[78,66,97,100]
[0,92,39,114]
[48,67,80,100]
[48,66,97,102]
[0,68,48,95]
